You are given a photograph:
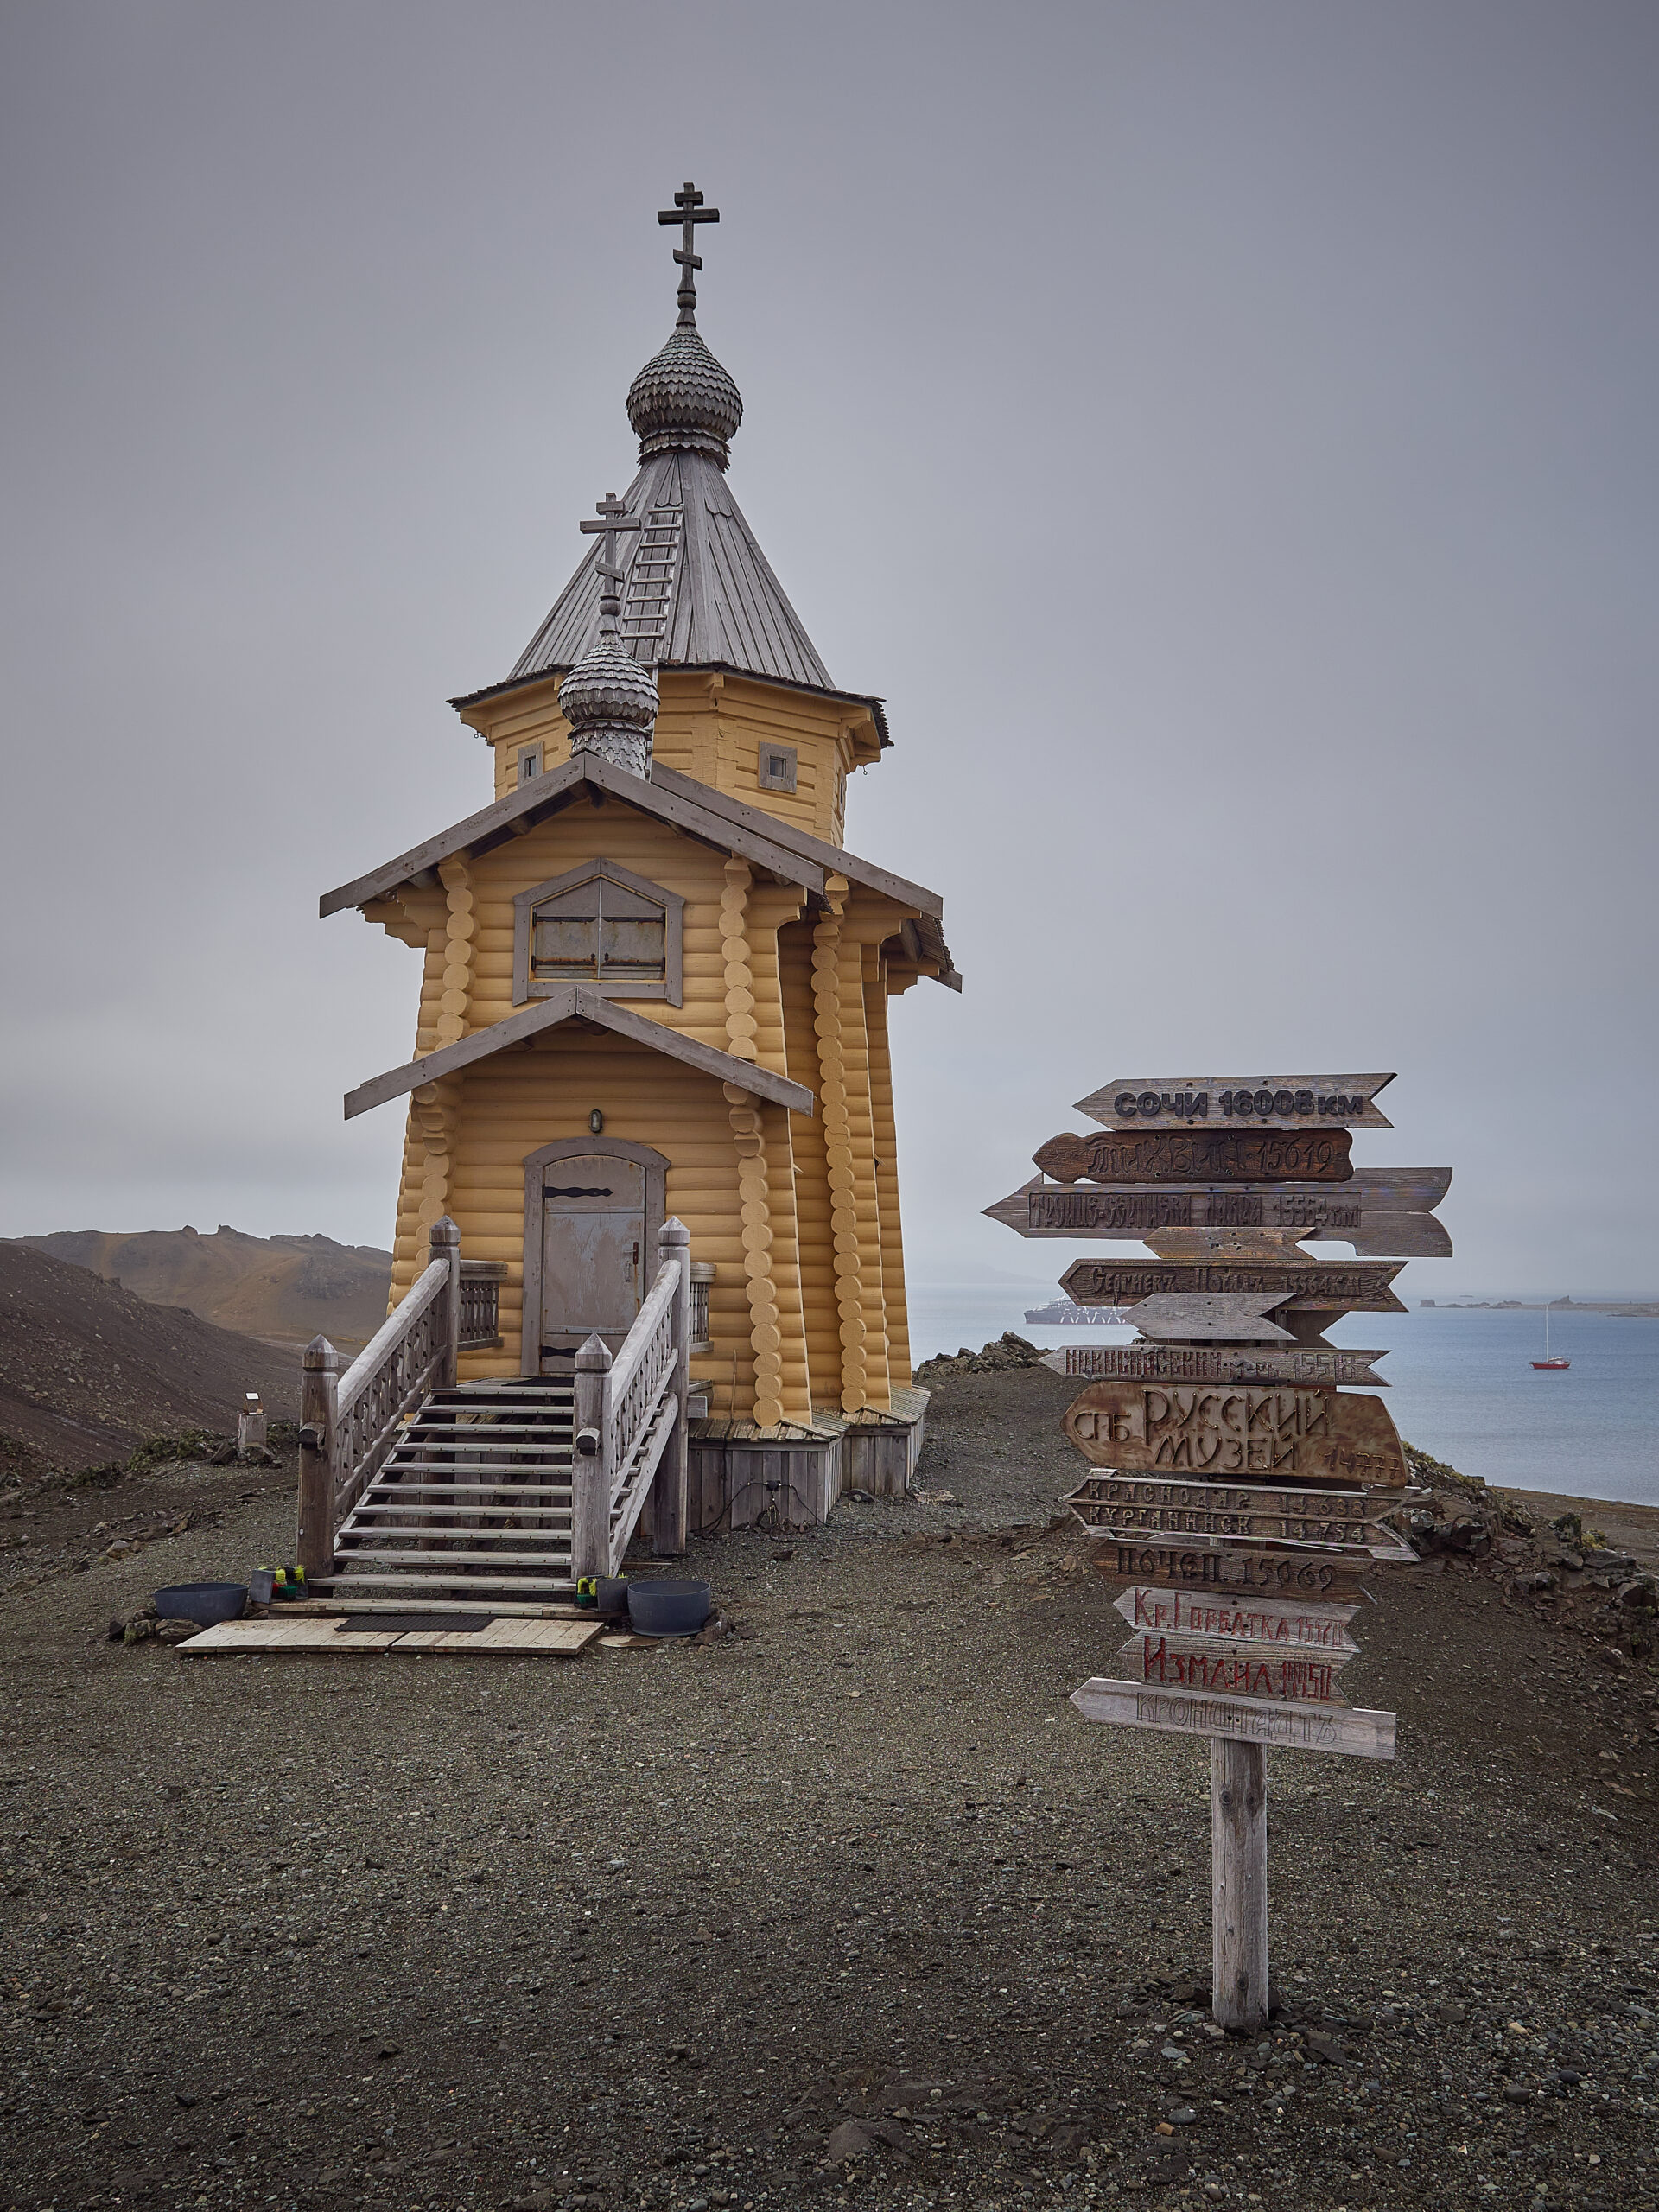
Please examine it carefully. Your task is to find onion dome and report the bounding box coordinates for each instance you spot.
[558,620,658,779]
[626,323,743,468]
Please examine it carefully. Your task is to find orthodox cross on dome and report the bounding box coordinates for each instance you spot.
[658,180,719,327]
[578,492,643,631]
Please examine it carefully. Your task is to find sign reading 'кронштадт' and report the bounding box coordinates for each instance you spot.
[1033,1128,1354,1185]
[1062,1379,1408,1486]
[1059,1258,1406,1313]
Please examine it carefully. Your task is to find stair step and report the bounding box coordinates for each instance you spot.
[359,1483,573,1498]
[334,1544,575,1568]
[347,1503,573,1521]
[402,1424,570,1442]
[310,1573,577,1596]
[381,1459,573,1475]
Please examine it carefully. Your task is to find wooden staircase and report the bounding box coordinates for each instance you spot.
[296,1217,692,1605]
[318,1377,577,1599]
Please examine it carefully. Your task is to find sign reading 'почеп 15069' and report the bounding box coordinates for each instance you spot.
[1063,1380,1408,1486]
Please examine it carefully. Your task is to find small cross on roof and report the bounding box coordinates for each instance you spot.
[658,180,719,327]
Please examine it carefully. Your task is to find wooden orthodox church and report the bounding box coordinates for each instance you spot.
[304,186,956,1581]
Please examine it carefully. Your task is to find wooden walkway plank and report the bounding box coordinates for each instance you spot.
[178,1616,604,1660]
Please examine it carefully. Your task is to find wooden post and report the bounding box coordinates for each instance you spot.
[653,1216,691,1557]
[429,1215,462,1389]
[1211,1737,1268,2033]
[296,1334,341,1580]
[572,1332,613,1585]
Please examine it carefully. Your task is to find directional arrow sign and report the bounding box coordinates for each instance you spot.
[1111,1585,1359,1652]
[1059,1258,1407,1313]
[985,1172,1452,1257]
[1065,1472,1417,1555]
[1041,1343,1390,1387]
[1071,1677,1396,1760]
[1095,1542,1366,1596]
[1063,1382,1408,1487]
[1035,1129,1353,1185]
[1111,1630,1352,1705]
[1074,1074,1395,1132]
[1128,1294,1297,1340]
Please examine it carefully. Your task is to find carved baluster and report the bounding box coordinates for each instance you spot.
[297,1335,341,1580]
[572,1334,613,1583]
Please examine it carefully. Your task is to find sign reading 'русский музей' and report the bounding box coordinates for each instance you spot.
[986,1068,1452,2031]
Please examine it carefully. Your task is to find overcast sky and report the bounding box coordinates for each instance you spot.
[3,2,1656,1297]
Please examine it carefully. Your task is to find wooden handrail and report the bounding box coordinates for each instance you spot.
[607,1260,679,1407]
[336,1259,448,1420]
[296,1216,465,1576]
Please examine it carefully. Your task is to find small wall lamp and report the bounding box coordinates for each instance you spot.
[588,1109,605,1135]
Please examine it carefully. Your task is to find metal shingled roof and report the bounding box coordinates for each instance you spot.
[507,448,834,692]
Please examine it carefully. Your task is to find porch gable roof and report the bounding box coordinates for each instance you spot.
[342,984,815,1122]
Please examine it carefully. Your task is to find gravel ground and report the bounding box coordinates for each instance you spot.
[3,1366,1657,2212]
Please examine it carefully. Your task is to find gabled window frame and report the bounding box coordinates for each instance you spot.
[512,857,684,1008]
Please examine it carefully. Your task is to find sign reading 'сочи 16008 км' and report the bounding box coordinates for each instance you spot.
[1073,1074,1396,1130]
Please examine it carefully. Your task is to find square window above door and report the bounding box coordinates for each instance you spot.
[512,859,684,1006]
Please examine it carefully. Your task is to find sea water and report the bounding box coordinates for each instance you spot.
[906,1287,1659,1508]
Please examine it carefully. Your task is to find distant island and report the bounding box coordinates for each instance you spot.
[1421,1297,1659,1315]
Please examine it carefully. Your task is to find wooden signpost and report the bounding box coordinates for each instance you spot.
[1060,1257,1408,1313]
[984,1172,1452,1257]
[988,1065,1452,2031]
[1065,1472,1417,1556]
[1041,1343,1389,1386]
[1072,1072,1396,1131]
[1034,1127,1355,1185]
[1062,1379,1409,1486]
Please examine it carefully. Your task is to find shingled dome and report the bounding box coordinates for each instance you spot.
[626,324,743,467]
[557,629,658,779]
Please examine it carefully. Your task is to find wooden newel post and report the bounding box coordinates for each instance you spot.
[572,1332,613,1585]
[1211,1738,1268,2033]
[654,1217,691,1558]
[429,1215,462,1390]
[296,1333,341,1580]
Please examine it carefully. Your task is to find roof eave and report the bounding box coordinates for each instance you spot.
[448,661,892,750]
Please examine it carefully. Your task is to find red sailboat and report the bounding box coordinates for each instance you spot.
[1533,1305,1569,1370]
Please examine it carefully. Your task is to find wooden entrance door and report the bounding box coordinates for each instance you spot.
[521,1140,669,1376]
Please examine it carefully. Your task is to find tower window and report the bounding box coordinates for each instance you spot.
[517,743,543,785]
[757,743,798,794]
[512,859,684,1007]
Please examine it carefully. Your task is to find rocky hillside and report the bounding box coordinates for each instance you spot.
[0,1243,300,1477]
[10,1224,391,1351]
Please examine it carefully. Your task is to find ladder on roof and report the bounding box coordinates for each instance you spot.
[619,504,683,659]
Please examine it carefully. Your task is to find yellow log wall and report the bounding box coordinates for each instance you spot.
[474,672,868,845]
[373,758,919,1419]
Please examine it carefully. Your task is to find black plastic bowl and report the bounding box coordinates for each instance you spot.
[153,1581,247,1628]
[626,1579,711,1637]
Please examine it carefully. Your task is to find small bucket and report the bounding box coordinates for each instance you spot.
[626,1579,712,1638]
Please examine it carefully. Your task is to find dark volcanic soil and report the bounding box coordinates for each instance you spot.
[0,1242,299,1474]
[2,1365,1656,2212]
